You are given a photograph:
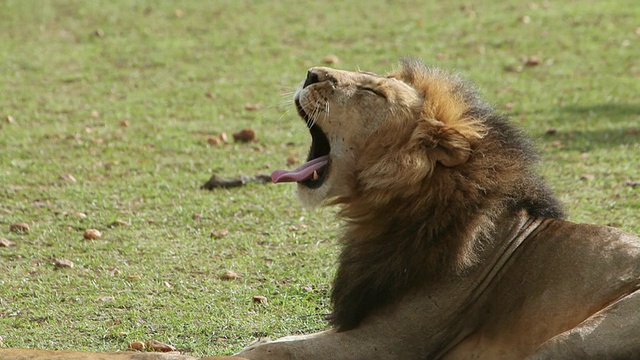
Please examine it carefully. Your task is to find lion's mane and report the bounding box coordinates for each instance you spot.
[329,58,564,331]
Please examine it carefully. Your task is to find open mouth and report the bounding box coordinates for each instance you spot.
[270,99,331,189]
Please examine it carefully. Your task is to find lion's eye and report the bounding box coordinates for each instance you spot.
[360,87,385,98]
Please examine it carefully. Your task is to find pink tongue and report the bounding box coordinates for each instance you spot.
[271,155,329,183]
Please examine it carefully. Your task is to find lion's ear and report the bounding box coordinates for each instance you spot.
[429,127,472,167]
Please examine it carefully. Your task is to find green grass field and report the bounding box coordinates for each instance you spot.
[1,0,638,356]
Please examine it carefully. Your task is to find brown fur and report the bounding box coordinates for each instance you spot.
[328,58,563,330]
[238,59,639,359]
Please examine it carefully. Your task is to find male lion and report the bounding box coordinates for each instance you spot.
[238,59,640,359]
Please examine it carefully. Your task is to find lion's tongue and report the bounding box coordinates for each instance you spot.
[271,155,329,184]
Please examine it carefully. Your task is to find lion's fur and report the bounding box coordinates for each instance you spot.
[237,59,640,359]
[328,59,563,330]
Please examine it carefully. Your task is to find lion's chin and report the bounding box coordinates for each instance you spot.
[296,182,331,208]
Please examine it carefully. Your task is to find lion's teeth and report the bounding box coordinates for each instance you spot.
[312,170,319,181]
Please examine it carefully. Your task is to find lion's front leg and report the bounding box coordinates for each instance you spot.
[234,277,482,360]
[527,289,640,360]
[236,330,384,360]
[235,323,421,360]
[235,330,345,360]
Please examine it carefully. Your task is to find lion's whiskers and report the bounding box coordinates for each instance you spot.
[275,107,292,123]
[308,105,321,129]
[280,90,296,98]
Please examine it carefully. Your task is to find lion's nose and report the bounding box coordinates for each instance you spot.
[303,70,320,88]
[304,68,337,88]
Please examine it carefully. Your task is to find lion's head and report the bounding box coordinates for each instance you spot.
[272,59,487,209]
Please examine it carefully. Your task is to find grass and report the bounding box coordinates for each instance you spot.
[0,0,638,356]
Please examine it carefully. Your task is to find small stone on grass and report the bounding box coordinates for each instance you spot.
[211,229,229,239]
[54,258,74,269]
[322,55,339,64]
[222,270,241,280]
[128,341,145,351]
[232,128,257,143]
[146,339,177,352]
[10,223,29,233]
[83,229,102,239]
[252,295,268,304]
[0,238,15,247]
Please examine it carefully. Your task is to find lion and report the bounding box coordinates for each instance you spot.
[238,58,640,359]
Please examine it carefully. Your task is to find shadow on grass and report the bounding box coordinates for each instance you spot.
[561,103,640,117]
[540,103,640,152]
